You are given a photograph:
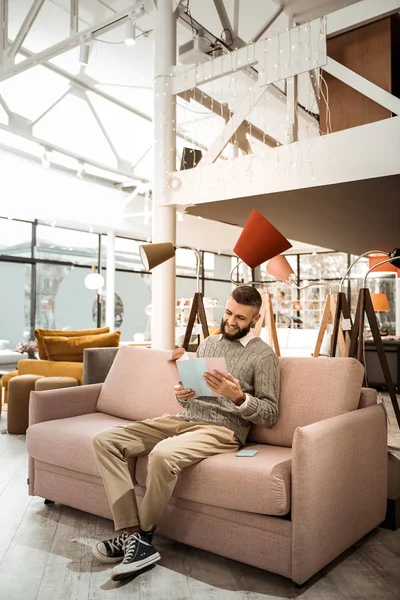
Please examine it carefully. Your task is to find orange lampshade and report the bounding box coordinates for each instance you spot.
[233,210,292,269]
[368,254,400,276]
[266,255,295,283]
[370,293,390,312]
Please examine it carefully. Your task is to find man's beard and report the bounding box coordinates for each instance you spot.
[220,318,251,341]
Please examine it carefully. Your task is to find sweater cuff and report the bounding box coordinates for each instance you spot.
[234,394,250,411]
[236,395,258,417]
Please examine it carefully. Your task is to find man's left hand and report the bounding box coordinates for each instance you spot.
[203,371,243,403]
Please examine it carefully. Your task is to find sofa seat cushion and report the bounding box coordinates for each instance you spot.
[135,444,292,516]
[27,413,129,477]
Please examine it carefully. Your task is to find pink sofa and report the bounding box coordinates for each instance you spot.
[26,346,387,585]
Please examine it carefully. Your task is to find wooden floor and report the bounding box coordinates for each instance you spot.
[1,406,400,600]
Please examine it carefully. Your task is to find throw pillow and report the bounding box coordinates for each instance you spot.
[35,327,110,359]
[42,331,120,362]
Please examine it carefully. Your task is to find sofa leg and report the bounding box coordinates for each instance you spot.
[44,499,55,505]
[380,498,400,531]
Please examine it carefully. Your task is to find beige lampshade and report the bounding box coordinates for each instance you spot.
[139,242,175,270]
[370,293,390,312]
[266,255,295,284]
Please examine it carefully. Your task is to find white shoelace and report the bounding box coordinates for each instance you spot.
[123,532,151,562]
[107,532,128,553]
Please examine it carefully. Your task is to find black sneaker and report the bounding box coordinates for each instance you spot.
[111,532,161,581]
[92,531,129,564]
[140,525,157,544]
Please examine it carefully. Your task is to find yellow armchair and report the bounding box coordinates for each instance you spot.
[0,359,83,413]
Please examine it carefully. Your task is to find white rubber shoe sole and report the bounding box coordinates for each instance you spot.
[92,544,124,564]
[111,552,161,581]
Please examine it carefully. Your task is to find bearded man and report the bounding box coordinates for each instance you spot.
[91,285,279,581]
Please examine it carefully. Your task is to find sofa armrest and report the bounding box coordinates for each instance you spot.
[291,404,387,585]
[29,383,103,426]
[18,359,84,383]
[358,386,378,408]
[1,369,18,389]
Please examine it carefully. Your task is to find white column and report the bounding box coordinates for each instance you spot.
[106,231,116,331]
[151,0,177,349]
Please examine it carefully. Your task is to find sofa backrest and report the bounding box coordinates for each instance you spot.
[248,357,364,447]
[96,346,181,420]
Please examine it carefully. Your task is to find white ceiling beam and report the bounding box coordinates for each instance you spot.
[233,0,239,37]
[84,92,123,164]
[0,121,149,182]
[0,1,149,81]
[250,6,283,43]
[70,0,79,35]
[327,0,400,38]
[0,92,11,116]
[30,89,70,127]
[0,0,9,66]
[7,0,46,59]
[323,57,400,115]
[213,0,233,35]
[201,86,267,165]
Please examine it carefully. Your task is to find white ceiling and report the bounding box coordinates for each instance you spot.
[0,0,362,254]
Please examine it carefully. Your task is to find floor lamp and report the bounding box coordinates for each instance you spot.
[348,252,400,428]
[231,209,293,357]
[266,255,344,357]
[330,249,394,357]
[139,242,209,351]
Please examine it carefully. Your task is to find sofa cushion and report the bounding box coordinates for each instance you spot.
[35,327,110,359]
[42,331,120,362]
[96,346,181,420]
[26,413,128,477]
[249,357,364,448]
[135,444,292,516]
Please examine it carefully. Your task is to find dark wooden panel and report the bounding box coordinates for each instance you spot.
[320,18,392,133]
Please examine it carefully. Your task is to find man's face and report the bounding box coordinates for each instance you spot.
[220,297,260,341]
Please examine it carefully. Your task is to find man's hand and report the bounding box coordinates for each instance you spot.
[203,371,243,403]
[171,348,186,361]
[174,383,195,402]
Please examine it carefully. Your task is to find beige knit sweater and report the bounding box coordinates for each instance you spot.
[176,335,280,445]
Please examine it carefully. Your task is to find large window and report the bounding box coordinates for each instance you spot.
[1,218,398,342]
[36,225,98,266]
[0,261,32,347]
[0,218,33,258]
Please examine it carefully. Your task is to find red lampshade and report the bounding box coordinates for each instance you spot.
[370,293,390,312]
[266,255,295,283]
[368,254,400,277]
[233,210,292,269]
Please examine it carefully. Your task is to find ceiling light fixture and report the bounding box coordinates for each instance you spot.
[77,162,86,179]
[125,19,137,46]
[79,42,90,66]
[41,148,51,169]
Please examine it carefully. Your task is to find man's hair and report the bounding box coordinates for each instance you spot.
[230,285,262,312]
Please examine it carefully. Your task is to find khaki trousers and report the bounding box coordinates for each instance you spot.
[92,415,240,532]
